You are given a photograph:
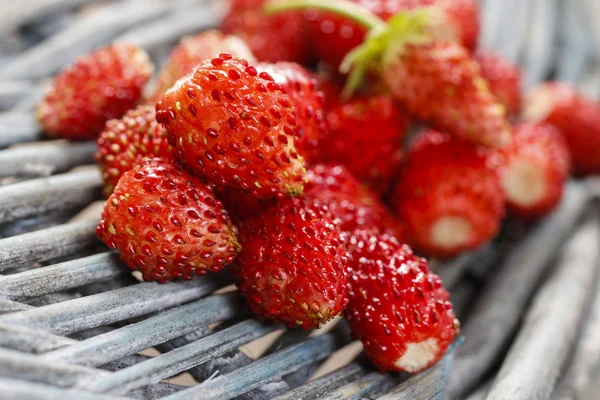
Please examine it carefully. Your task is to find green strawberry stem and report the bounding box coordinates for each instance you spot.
[266,0,435,98]
[265,0,386,31]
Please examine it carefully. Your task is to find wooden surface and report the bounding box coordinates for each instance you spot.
[0,1,600,399]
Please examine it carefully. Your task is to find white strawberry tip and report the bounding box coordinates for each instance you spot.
[430,216,473,251]
[522,86,555,122]
[394,338,440,373]
[502,157,546,207]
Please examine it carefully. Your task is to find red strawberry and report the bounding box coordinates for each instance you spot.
[302,0,479,71]
[522,82,600,175]
[214,187,275,225]
[148,30,256,105]
[345,229,458,372]
[305,0,479,69]
[302,0,378,74]
[155,54,306,198]
[234,197,349,329]
[380,41,510,148]
[475,50,522,116]
[499,122,570,220]
[392,130,505,258]
[221,0,312,65]
[95,105,174,197]
[269,3,509,148]
[305,164,404,238]
[315,75,345,110]
[96,158,240,283]
[38,43,153,140]
[319,94,408,193]
[256,62,325,163]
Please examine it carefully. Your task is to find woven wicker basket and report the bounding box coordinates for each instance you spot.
[0,0,599,399]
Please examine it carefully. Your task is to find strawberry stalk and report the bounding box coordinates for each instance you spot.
[266,0,386,31]
[268,0,511,149]
[266,0,438,97]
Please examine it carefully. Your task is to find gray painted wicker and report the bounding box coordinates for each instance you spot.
[0,0,599,399]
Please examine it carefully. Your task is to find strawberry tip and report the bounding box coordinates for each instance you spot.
[502,157,547,207]
[430,216,473,251]
[522,86,556,122]
[394,338,440,373]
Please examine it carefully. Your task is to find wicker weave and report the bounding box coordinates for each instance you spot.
[0,0,599,399]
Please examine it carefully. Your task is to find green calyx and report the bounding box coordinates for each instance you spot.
[265,0,436,98]
[341,9,434,97]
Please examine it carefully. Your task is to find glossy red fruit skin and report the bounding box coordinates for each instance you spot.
[234,197,349,329]
[305,0,479,71]
[315,75,345,110]
[392,130,505,258]
[475,50,522,116]
[500,122,570,220]
[345,229,458,373]
[155,55,306,198]
[257,62,326,163]
[148,30,257,105]
[524,83,600,175]
[38,43,153,140]
[319,95,408,193]
[96,158,240,283]
[95,105,175,198]
[305,164,404,238]
[383,42,511,149]
[221,0,313,65]
[214,187,275,225]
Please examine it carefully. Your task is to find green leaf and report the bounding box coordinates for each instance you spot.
[340,8,436,97]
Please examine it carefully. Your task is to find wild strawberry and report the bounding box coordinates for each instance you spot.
[234,197,349,329]
[345,229,458,372]
[378,40,510,148]
[37,43,153,140]
[221,0,312,65]
[302,0,479,71]
[257,62,325,163]
[95,105,174,197]
[318,94,408,193]
[148,30,256,105]
[305,164,404,238]
[96,158,240,283]
[268,3,510,148]
[155,54,306,198]
[392,130,505,258]
[499,123,570,220]
[523,82,600,175]
[475,50,522,116]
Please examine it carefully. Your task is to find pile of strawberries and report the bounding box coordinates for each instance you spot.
[36,0,600,375]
